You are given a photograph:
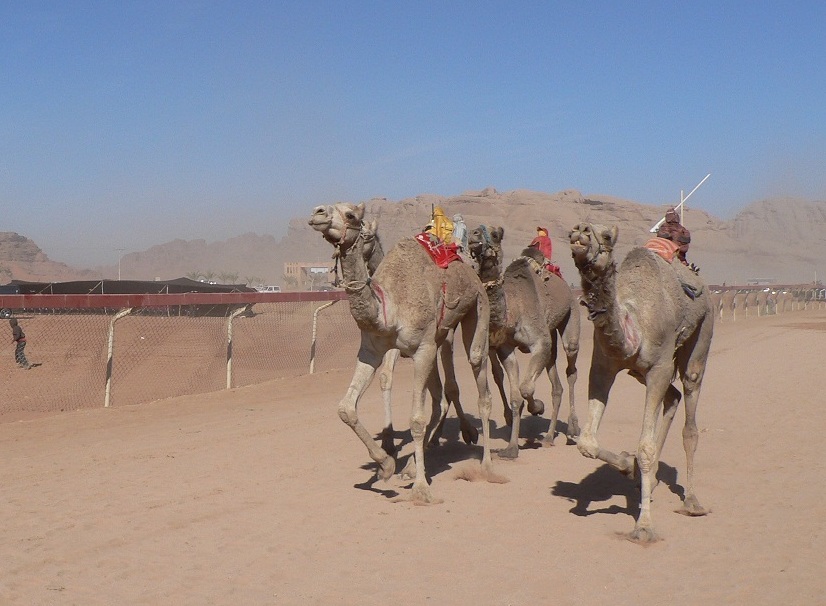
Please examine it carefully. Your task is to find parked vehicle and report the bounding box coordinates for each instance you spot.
[255,285,281,293]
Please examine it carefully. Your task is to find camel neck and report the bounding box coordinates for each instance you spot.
[365,236,384,275]
[338,237,384,332]
[578,261,630,353]
[476,252,507,333]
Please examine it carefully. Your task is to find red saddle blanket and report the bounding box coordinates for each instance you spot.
[644,237,680,262]
[414,233,463,268]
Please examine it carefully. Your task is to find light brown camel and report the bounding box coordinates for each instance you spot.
[359,218,479,456]
[467,225,580,458]
[309,202,494,503]
[569,222,714,543]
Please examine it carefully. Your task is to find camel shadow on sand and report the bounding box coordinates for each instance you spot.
[551,462,684,520]
[354,417,497,499]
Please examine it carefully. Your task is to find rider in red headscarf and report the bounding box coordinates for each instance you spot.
[529,226,552,260]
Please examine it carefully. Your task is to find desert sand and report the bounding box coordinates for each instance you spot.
[1,308,824,605]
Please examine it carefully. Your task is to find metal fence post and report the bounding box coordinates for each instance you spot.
[310,300,338,374]
[104,308,132,408]
[226,306,248,389]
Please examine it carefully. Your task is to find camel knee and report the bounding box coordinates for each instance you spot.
[578,434,599,458]
[337,402,358,427]
[410,416,427,440]
[637,442,656,473]
[378,370,392,392]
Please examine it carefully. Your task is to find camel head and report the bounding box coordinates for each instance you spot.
[308,202,366,251]
[468,225,504,265]
[569,222,618,274]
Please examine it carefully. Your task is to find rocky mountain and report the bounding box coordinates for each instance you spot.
[0,232,98,283]
[3,190,824,287]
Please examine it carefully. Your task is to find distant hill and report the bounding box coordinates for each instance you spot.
[3,190,825,286]
[0,232,98,283]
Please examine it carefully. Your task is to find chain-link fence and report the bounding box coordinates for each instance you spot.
[0,292,358,419]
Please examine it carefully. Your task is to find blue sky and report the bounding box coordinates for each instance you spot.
[2,2,825,266]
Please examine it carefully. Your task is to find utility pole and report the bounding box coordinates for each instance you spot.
[115,248,125,280]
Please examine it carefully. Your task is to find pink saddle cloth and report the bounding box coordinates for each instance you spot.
[644,237,680,263]
[414,233,463,269]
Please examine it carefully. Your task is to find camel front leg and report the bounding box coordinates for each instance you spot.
[461,311,493,473]
[378,348,400,455]
[543,362,563,446]
[577,353,634,475]
[338,350,394,481]
[496,346,523,459]
[630,364,674,544]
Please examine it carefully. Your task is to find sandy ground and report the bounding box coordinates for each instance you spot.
[1,308,824,605]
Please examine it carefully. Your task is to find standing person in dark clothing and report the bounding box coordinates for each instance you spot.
[657,208,691,264]
[10,318,31,369]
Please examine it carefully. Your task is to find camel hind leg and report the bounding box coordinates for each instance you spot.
[675,315,713,517]
[378,348,401,455]
[430,328,479,446]
[408,343,440,503]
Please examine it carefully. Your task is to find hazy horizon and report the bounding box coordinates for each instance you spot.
[3,3,825,267]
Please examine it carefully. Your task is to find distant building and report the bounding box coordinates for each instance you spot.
[283,261,335,291]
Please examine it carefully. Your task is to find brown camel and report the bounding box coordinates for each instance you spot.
[467,225,580,458]
[569,222,714,543]
[308,202,494,503]
[359,218,479,456]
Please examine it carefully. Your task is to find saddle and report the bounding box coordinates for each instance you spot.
[414,233,463,269]
[644,237,702,299]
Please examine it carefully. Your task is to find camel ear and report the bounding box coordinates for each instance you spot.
[354,202,366,221]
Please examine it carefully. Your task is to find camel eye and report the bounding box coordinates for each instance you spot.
[345,212,355,221]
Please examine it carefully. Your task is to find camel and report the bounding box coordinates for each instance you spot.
[308,202,494,503]
[359,218,480,456]
[467,225,580,458]
[568,223,714,543]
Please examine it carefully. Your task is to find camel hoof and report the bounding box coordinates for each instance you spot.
[497,445,519,460]
[399,457,416,481]
[618,451,638,479]
[541,433,556,447]
[567,418,581,439]
[461,425,479,445]
[527,398,545,416]
[376,454,396,481]
[677,494,709,517]
[627,526,660,545]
